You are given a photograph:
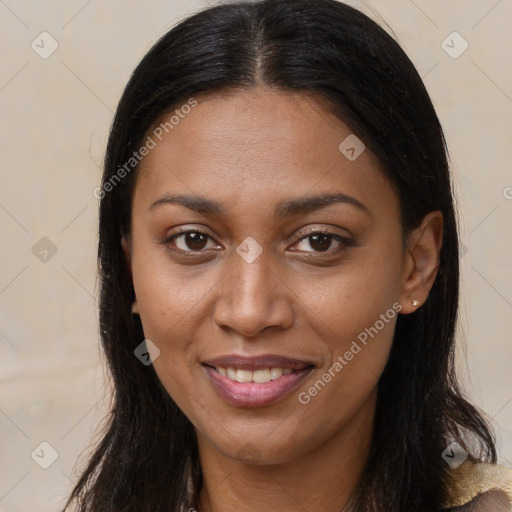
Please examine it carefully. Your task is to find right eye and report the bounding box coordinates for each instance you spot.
[163,230,222,253]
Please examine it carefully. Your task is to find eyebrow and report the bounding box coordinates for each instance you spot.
[149,194,225,216]
[275,192,370,219]
[148,192,370,218]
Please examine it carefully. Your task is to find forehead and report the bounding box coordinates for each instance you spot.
[133,88,396,217]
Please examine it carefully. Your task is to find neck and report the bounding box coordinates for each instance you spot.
[196,389,376,512]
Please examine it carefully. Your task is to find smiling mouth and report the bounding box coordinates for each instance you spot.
[202,362,315,408]
[203,365,311,384]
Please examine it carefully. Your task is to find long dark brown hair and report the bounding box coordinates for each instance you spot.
[64,1,496,510]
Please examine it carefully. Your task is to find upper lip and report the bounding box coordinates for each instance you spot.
[202,354,315,371]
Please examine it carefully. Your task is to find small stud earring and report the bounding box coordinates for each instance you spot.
[411,298,420,307]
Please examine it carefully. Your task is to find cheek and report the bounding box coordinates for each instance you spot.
[294,282,398,404]
[299,234,402,348]
[291,289,398,451]
[129,235,215,413]
[290,236,403,413]
[130,222,220,342]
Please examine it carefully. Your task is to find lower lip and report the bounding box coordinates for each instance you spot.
[203,365,313,408]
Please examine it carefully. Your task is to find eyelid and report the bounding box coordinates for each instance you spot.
[164,225,216,240]
[294,225,352,240]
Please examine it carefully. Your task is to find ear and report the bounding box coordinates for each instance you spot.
[398,210,443,314]
[121,234,139,314]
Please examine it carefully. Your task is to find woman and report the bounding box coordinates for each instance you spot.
[66,0,512,510]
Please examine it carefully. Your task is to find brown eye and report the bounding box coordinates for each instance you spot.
[181,232,208,251]
[167,231,220,252]
[293,231,350,254]
[308,233,333,252]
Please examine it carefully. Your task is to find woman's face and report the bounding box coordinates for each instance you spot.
[124,88,419,464]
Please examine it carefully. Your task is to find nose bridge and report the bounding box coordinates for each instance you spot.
[230,245,277,316]
[233,248,272,302]
[213,242,293,337]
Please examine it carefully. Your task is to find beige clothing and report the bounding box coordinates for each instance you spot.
[444,461,512,511]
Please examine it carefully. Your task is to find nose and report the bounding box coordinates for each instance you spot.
[212,249,294,338]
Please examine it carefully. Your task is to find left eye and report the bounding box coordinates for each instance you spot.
[169,231,220,252]
[293,232,346,253]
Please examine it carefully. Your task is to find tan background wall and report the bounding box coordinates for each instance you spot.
[0,0,511,510]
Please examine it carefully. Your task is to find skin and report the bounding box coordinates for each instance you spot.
[122,87,443,512]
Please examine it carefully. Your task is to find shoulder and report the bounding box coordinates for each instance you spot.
[451,489,512,511]
[443,460,512,511]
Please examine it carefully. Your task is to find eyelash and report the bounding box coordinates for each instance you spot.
[161,227,352,256]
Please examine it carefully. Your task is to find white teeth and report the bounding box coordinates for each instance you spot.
[215,367,297,383]
[253,369,270,383]
[270,368,283,380]
[236,369,253,383]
